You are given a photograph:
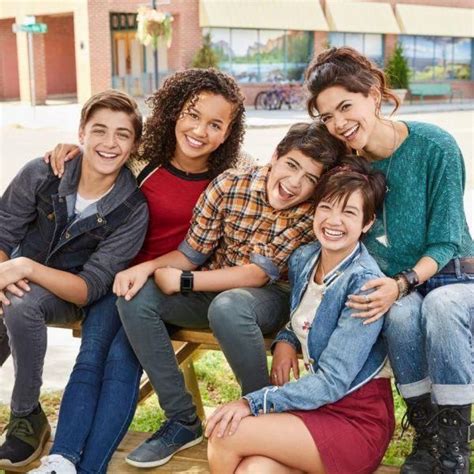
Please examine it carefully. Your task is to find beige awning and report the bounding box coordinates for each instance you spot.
[199,0,329,31]
[396,4,474,38]
[325,1,400,34]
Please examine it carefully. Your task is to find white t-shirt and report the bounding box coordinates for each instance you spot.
[291,266,324,368]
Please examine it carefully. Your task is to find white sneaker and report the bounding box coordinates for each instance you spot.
[29,454,77,474]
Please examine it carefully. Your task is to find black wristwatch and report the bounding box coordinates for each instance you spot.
[180,271,194,294]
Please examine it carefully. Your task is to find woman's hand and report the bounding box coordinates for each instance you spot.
[270,342,299,386]
[205,399,252,438]
[44,143,81,177]
[0,280,31,315]
[113,264,151,301]
[153,267,181,295]
[347,277,399,324]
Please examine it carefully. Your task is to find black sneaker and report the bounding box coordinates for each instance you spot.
[0,405,51,468]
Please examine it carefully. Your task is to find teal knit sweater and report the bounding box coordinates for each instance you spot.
[364,121,473,277]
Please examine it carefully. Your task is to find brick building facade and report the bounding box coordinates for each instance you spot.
[0,0,472,104]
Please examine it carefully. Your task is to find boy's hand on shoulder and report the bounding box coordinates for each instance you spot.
[270,341,299,386]
[153,267,181,295]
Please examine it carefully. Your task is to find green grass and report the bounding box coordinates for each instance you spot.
[0,351,430,468]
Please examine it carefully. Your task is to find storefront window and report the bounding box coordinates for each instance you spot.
[207,28,232,74]
[204,28,312,82]
[286,31,313,81]
[258,30,285,82]
[400,35,472,81]
[452,37,472,80]
[329,32,383,65]
[230,29,259,82]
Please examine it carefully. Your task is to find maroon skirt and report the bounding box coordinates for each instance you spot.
[291,378,395,474]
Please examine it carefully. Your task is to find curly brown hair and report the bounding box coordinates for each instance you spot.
[305,47,400,119]
[136,68,246,178]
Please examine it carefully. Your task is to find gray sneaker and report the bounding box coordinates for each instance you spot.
[125,418,203,468]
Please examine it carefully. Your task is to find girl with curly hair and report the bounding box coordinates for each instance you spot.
[32,68,246,474]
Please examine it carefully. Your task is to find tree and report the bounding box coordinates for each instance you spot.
[192,33,219,69]
[385,43,410,89]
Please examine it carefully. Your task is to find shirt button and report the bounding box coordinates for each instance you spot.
[65,232,71,239]
[97,217,104,223]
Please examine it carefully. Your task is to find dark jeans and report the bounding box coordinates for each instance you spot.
[117,279,290,423]
[2,284,82,416]
[50,292,142,474]
[0,318,10,366]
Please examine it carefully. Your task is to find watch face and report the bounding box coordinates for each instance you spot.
[181,272,193,292]
[182,278,193,291]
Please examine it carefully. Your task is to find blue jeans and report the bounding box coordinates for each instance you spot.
[117,279,290,423]
[50,293,142,474]
[383,268,474,405]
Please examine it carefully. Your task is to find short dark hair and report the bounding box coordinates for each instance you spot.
[275,122,347,173]
[80,89,143,144]
[313,155,386,225]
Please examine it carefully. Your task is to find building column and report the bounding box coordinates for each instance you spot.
[314,31,329,57]
[15,15,47,105]
[384,33,398,63]
[73,0,111,104]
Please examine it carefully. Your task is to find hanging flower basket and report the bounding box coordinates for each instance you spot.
[136,7,173,50]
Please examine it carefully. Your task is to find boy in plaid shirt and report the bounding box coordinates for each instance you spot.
[115,122,345,468]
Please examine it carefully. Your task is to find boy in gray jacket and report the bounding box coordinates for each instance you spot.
[0,90,149,468]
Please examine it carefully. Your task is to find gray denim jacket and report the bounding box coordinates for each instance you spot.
[0,157,149,305]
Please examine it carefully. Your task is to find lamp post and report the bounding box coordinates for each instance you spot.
[136,5,173,93]
[151,0,159,90]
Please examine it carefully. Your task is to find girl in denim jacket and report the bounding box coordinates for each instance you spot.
[206,157,392,474]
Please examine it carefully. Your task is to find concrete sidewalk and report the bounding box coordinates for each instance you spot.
[1,98,473,131]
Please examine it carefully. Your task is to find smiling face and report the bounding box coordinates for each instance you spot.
[313,189,374,258]
[266,149,324,211]
[315,86,380,151]
[79,107,136,178]
[174,91,234,164]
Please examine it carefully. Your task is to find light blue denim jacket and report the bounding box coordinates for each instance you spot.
[244,241,388,414]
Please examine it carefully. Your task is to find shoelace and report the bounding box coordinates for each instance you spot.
[148,420,176,443]
[400,406,439,455]
[6,418,34,438]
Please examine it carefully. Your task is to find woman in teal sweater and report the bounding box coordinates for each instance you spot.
[305,47,473,474]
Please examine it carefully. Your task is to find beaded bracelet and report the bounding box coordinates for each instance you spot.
[393,269,420,300]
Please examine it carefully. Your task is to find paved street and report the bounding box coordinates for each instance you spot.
[0,103,473,403]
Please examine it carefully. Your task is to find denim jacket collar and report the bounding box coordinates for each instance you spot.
[58,154,136,218]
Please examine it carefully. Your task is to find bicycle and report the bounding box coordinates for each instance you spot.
[254,83,305,110]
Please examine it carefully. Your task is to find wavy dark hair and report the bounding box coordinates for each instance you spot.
[135,68,245,178]
[305,47,400,119]
[313,155,386,226]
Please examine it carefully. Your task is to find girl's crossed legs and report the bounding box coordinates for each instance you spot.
[208,413,324,474]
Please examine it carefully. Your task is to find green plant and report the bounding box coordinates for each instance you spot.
[385,43,410,89]
[192,33,220,69]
